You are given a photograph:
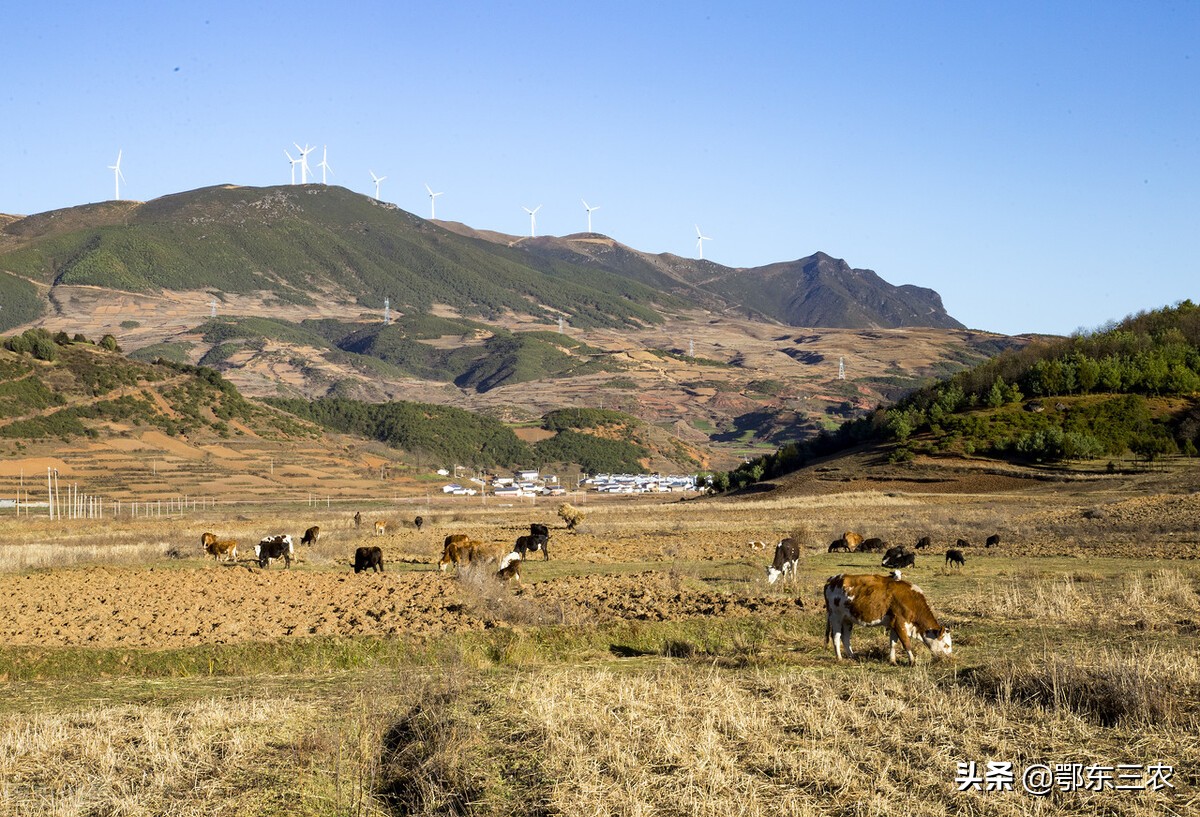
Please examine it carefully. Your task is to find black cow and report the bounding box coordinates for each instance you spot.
[414,516,424,531]
[828,538,851,553]
[354,546,384,573]
[767,537,800,584]
[255,534,294,569]
[857,537,887,553]
[514,534,549,560]
[882,549,916,570]
[530,522,550,538]
[914,536,932,550]
[956,538,971,549]
[986,534,1001,548]
[945,549,966,569]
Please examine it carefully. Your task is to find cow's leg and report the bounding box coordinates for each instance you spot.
[839,620,855,659]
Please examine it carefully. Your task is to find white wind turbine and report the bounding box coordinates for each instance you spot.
[108,150,126,200]
[370,171,386,200]
[284,149,300,184]
[523,205,542,237]
[582,199,600,233]
[695,225,712,260]
[294,143,315,183]
[425,183,443,219]
[317,145,333,184]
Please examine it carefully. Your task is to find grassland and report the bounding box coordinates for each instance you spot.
[0,475,1196,816]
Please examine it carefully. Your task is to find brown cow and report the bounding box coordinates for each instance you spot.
[843,531,864,550]
[823,573,952,665]
[374,520,387,536]
[200,532,218,549]
[439,534,472,571]
[300,525,320,546]
[204,538,238,562]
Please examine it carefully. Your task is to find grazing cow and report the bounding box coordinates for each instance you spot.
[204,538,238,562]
[496,551,522,582]
[374,520,387,536]
[857,537,887,553]
[414,516,424,531]
[514,534,550,560]
[300,525,320,546]
[255,534,294,569]
[843,531,864,550]
[945,549,966,569]
[915,536,931,550]
[956,538,971,550]
[353,545,384,574]
[353,511,362,529]
[985,534,1001,548]
[766,537,801,584]
[828,538,851,553]
[882,549,916,570]
[823,573,952,665]
[439,534,472,571]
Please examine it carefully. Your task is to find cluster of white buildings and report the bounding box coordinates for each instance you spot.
[436,469,700,497]
[581,473,700,494]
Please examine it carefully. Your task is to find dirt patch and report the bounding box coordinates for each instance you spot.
[0,565,799,649]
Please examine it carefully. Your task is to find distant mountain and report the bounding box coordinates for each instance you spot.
[1,185,965,332]
[441,225,964,330]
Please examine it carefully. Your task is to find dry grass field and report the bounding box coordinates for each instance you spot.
[0,467,1198,816]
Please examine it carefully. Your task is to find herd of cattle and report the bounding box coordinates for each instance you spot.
[199,518,991,666]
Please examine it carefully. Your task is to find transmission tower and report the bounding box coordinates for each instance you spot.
[838,357,846,380]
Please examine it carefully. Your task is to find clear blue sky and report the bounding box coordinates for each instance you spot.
[3,1,1197,336]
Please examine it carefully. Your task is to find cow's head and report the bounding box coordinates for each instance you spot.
[923,627,952,658]
[766,566,784,585]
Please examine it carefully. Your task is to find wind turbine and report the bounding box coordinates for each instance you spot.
[523,205,542,237]
[108,150,126,200]
[370,171,386,200]
[317,145,333,184]
[284,149,300,184]
[294,143,315,184]
[582,199,600,233]
[695,225,712,260]
[425,183,443,219]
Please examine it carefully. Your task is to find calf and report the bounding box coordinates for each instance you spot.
[985,534,1001,548]
[914,536,932,550]
[766,537,800,585]
[255,534,294,569]
[374,520,387,536]
[857,537,887,553]
[945,549,966,569]
[496,551,522,582]
[353,545,384,574]
[827,538,851,553]
[514,533,550,560]
[824,573,952,665]
[300,525,320,546]
[204,538,238,563]
[956,537,971,549]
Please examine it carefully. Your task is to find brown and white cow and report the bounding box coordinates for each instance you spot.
[823,573,952,665]
[204,538,239,562]
[374,520,387,536]
[766,537,800,584]
[200,532,218,550]
[496,551,522,582]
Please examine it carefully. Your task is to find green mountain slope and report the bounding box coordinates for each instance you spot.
[0,185,670,330]
[717,301,1200,491]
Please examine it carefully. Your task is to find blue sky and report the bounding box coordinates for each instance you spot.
[3,1,1197,336]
